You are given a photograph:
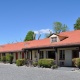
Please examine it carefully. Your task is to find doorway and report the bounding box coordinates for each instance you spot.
[47,51,55,59]
[72,50,79,58]
[72,50,79,66]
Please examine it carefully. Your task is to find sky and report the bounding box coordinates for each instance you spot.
[0,0,80,44]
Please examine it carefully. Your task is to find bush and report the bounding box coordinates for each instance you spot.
[72,58,80,68]
[38,59,54,68]
[6,54,13,64]
[16,59,25,66]
[75,58,80,68]
[1,56,6,63]
[33,62,38,67]
[72,58,76,66]
[51,65,58,69]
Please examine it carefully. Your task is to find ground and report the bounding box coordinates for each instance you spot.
[0,63,80,80]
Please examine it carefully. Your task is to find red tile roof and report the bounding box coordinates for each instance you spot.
[52,30,80,47]
[0,38,50,52]
[0,30,80,52]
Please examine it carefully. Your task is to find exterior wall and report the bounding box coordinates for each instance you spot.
[32,49,55,62]
[57,47,79,66]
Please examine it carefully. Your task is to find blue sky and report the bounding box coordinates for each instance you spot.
[0,0,80,44]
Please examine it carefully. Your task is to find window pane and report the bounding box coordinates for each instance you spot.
[59,50,65,60]
[39,51,44,59]
[51,37,57,42]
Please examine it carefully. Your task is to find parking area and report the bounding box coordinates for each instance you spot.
[0,63,80,80]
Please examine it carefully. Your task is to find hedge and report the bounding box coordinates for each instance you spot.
[16,59,25,66]
[72,58,80,68]
[38,59,54,68]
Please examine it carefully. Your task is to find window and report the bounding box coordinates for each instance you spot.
[39,51,44,59]
[59,50,65,60]
[27,52,30,59]
[48,51,55,59]
[51,37,57,42]
[2,53,5,56]
[10,52,13,55]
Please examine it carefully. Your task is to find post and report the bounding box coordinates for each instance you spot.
[37,49,39,61]
[55,48,58,66]
[24,50,26,59]
[79,47,80,58]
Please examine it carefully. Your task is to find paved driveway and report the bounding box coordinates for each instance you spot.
[0,63,80,80]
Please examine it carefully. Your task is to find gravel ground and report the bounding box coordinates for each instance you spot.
[0,63,80,80]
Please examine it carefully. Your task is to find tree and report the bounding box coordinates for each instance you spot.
[24,31,36,41]
[53,22,68,34]
[45,30,52,38]
[74,17,80,30]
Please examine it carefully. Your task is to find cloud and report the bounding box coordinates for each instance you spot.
[34,29,53,34]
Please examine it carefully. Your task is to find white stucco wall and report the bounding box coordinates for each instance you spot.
[65,50,72,66]
[58,47,79,66]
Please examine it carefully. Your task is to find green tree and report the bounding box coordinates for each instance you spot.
[53,22,68,34]
[24,31,36,41]
[74,17,80,30]
[45,30,52,38]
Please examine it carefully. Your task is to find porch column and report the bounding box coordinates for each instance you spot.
[37,50,39,61]
[79,52,80,58]
[79,47,80,58]
[55,48,58,66]
[30,50,32,60]
[24,50,26,59]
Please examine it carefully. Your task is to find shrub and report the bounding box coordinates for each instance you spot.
[72,58,76,66]
[51,65,58,69]
[6,54,14,64]
[1,56,6,63]
[72,58,80,68]
[33,62,38,67]
[38,59,54,68]
[75,58,80,68]
[16,59,25,66]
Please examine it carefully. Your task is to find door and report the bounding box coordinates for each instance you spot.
[16,52,18,60]
[22,52,24,59]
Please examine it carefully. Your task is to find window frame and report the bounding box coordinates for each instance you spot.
[59,50,65,60]
[39,51,44,59]
[51,37,57,42]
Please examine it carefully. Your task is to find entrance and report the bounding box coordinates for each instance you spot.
[48,51,55,59]
[72,50,79,58]
[72,50,79,66]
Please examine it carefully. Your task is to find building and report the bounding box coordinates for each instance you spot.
[0,30,80,66]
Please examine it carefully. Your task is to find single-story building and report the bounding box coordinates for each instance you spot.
[0,30,80,66]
